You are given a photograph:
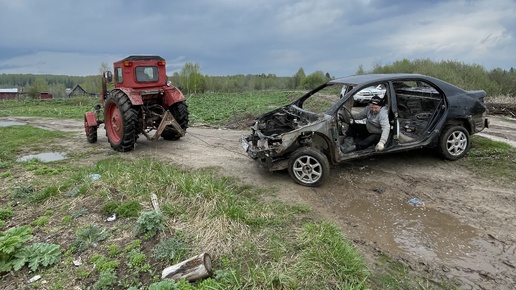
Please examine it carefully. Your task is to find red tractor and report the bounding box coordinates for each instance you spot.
[84,55,189,152]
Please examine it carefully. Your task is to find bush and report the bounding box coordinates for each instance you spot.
[134,211,164,239]
[0,208,13,221]
[71,225,109,253]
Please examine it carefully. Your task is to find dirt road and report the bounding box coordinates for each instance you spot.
[2,115,515,289]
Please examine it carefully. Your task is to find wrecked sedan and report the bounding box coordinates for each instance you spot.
[241,73,489,187]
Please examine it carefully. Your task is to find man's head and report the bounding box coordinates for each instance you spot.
[369,95,384,113]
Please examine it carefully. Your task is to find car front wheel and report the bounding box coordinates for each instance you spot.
[439,126,470,160]
[288,147,330,187]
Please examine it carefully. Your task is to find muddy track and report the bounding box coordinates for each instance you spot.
[2,115,516,289]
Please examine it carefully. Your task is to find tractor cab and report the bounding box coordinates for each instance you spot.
[112,55,168,89]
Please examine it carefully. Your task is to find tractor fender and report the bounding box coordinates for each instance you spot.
[84,112,98,127]
[163,86,186,107]
[117,88,143,105]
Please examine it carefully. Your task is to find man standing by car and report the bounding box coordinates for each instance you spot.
[342,95,390,153]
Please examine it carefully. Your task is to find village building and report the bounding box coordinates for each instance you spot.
[0,88,20,100]
[67,85,97,97]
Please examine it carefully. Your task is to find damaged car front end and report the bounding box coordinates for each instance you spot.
[241,84,340,186]
[243,104,331,171]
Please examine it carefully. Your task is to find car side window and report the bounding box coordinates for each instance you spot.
[302,84,341,114]
[394,80,444,142]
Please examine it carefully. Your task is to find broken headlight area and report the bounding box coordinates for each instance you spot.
[243,129,284,158]
[241,131,292,171]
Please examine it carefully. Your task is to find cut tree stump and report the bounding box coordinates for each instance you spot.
[161,252,212,281]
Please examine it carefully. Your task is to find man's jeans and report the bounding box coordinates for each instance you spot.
[345,123,381,150]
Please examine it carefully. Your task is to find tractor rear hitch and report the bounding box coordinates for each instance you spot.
[144,110,186,141]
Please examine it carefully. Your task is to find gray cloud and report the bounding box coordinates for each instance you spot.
[0,0,514,76]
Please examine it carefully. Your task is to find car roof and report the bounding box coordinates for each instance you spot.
[329,73,429,86]
[328,73,469,96]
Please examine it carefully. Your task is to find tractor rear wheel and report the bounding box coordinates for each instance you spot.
[162,101,189,140]
[104,91,139,152]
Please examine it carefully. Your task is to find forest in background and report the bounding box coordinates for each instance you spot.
[0,58,514,98]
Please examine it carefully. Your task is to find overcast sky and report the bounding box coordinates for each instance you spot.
[0,0,514,77]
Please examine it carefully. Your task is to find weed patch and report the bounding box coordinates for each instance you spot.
[72,225,109,253]
[0,225,61,273]
[134,211,165,239]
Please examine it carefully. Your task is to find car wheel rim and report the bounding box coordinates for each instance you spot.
[292,155,322,184]
[446,131,467,156]
[106,103,123,143]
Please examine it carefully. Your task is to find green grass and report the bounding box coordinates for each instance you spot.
[0,125,65,167]
[0,124,373,289]
[463,135,516,185]
[185,91,295,124]
[0,96,98,119]
[1,92,295,126]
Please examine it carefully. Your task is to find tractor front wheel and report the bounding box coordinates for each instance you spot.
[84,116,97,143]
[162,101,189,140]
[104,91,139,152]
[86,126,97,143]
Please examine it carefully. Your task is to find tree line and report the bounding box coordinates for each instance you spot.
[0,59,514,98]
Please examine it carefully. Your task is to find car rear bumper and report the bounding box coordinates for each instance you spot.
[472,117,489,134]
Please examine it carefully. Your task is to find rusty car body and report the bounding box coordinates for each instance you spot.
[241,74,489,187]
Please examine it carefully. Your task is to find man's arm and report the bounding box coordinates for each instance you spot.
[352,107,368,120]
[378,109,390,145]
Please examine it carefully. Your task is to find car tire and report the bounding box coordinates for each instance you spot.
[288,147,330,187]
[439,125,470,160]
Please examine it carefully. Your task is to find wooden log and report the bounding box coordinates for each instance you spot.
[161,252,212,281]
[151,193,161,213]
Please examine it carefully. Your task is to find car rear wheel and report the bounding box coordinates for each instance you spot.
[288,147,330,187]
[439,125,470,160]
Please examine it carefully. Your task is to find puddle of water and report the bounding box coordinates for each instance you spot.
[0,121,26,127]
[340,197,479,262]
[17,152,67,162]
[331,195,516,286]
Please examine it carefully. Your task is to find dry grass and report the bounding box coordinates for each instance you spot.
[485,94,516,103]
